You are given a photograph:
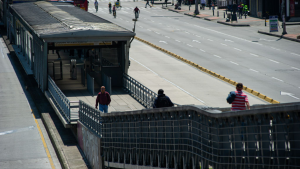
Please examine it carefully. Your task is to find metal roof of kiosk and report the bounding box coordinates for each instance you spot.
[10,1,135,42]
[9,1,135,92]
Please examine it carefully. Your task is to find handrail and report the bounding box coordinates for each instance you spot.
[48,75,71,122]
[123,74,180,108]
[123,73,158,108]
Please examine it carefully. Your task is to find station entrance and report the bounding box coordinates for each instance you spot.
[47,41,125,95]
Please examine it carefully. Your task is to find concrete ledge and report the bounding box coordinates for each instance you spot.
[44,91,72,128]
[217,20,250,26]
[41,113,70,169]
[204,17,220,21]
[258,30,300,43]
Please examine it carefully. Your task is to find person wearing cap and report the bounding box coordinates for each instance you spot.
[231,83,250,111]
[95,86,111,113]
[153,89,174,108]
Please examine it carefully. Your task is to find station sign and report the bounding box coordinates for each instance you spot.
[55,42,112,47]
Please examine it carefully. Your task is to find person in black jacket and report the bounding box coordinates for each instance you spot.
[153,89,174,108]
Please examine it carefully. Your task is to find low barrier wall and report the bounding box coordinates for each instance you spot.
[78,101,300,169]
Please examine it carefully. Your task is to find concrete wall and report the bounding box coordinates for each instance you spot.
[77,122,103,169]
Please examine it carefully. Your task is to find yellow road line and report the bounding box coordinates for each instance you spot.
[32,111,56,169]
[135,36,280,104]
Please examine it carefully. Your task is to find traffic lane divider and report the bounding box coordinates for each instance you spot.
[134,36,280,104]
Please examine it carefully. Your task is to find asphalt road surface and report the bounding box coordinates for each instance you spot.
[89,1,300,103]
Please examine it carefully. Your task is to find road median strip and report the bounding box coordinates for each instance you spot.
[134,36,280,104]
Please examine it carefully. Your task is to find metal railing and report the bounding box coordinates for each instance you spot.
[79,100,102,136]
[78,102,300,169]
[123,73,157,108]
[48,75,71,122]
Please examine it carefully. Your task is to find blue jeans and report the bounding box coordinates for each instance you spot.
[99,104,108,113]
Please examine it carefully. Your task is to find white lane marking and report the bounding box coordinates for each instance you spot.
[185,32,190,34]
[140,26,143,28]
[214,55,221,58]
[120,18,123,20]
[271,47,280,50]
[193,40,201,43]
[250,53,258,57]
[292,67,300,71]
[147,29,152,31]
[269,59,279,63]
[221,43,227,46]
[272,77,284,82]
[159,41,168,44]
[165,36,170,38]
[280,91,300,99]
[225,39,234,42]
[196,35,201,38]
[130,57,206,104]
[230,61,239,65]
[259,38,276,42]
[187,44,193,47]
[155,32,160,34]
[250,69,259,73]
[207,39,213,41]
[175,40,181,42]
[234,48,242,51]
[291,53,300,56]
[199,49,205,52]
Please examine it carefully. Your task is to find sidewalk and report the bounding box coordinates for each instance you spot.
[156,4,300,42]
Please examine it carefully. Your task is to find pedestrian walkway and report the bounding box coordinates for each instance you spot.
[0,35,61,168]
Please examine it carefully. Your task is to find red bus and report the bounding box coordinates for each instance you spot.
[73,0,88,11]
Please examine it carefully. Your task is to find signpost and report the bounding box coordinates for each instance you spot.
[269,15,278,32]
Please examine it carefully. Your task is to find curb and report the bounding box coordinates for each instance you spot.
[134,36,280,104]
[258,30,300,43]
[41,113,70,169]
[217,21,250,26]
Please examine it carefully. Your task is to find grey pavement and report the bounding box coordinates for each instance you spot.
[0,36,61,169]
[128,40,267,107]
[89,1,300,103]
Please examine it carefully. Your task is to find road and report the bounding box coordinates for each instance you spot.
[89,1,300,103]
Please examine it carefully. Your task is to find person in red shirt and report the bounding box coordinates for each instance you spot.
[231,83,250,111]
[95,86,111,113]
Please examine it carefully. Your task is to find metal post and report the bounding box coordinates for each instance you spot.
[194,0,199,15]
[213,9,214,16]
[282,15,287,35]
[217,11,219,17]
[264,17,266,26]
[224,12,225,18]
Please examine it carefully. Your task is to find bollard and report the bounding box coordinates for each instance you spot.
[264,17,266,26]
[213,10,214,16]
[224,12,225,18]
[217,11,219,17]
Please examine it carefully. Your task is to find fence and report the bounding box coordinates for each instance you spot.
[48,75,71,122]
[123,73,157,108]
[79,100,102,136]
[78,102,300,169]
